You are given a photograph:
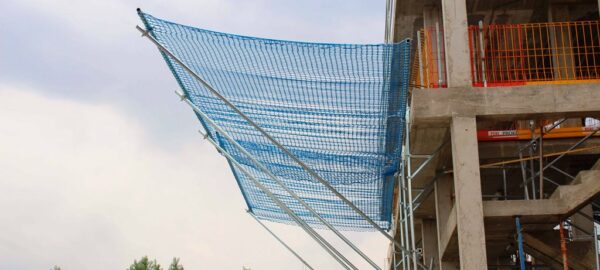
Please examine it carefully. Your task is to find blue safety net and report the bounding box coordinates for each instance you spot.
[139,11,411,230]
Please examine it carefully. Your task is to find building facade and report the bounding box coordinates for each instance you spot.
[386,0,600,269]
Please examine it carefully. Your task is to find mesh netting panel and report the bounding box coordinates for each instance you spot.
[139,12,410,230]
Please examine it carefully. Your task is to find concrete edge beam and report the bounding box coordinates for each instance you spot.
[412,84,600,125]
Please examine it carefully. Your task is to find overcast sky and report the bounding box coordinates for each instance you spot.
[0,1,391,269]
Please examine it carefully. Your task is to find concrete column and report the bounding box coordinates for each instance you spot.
[440,0,471,87]
[450,116,487,269]
[421,219,439,268]
[435,175,458,270]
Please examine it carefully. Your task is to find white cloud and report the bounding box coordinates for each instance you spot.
[8,0,384,45]
[0,85,388,269]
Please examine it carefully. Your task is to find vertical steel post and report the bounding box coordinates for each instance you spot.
[502,168,508,200]
[417,30,425,88]
[399,156,409,269]
[529,121,537,200]
[539,123,544,199]
[405,107,418,270]
[435,22,443,86]
[515,217,526,270]
[478,21,488,87]
[469,27,479,85]
[391,244,396,270]
[397,170,408,270]
[594,224,600,270]
[247,210,315,270]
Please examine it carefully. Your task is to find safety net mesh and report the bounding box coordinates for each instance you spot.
[139,11,411,230]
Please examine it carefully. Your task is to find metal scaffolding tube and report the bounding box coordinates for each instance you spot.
[197,129,355,270]
[549,164,575,180]
[528,142,537,200]
[515,217,526,270]
[478,21,488,87]
[435,22,443,86]
[502,168,508,200]
[528,121,537,200]
[179,91,372,270]
[409,140,448,180]
[524,126,600,185]
[395,171,408,270]
[247,210,315,270]
[539,123,544,199]
[594,225,600,270]
[518,151,530,200]
[405,108,418,270]
[136,24,407,254]
[417,31,425,89]
[518,118,566,152]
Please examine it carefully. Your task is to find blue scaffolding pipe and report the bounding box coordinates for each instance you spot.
[515,216,526,270]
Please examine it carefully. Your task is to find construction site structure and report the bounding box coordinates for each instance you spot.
[385,0,600,269]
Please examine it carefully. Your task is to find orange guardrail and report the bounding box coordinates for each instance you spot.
[410,25,447,88]
[478,118,600,141]
[478,126,600,141]
[468,20,600,87]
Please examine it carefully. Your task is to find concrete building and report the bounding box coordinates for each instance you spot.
[385,0,600,269]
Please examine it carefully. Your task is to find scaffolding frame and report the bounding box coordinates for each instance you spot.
[391,114,600,269]
[499,119,600,270]
[389,108,445,270]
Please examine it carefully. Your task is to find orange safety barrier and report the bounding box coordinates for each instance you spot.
[469,20,600,87]
[410,26,447,88]
[478,126,600,141]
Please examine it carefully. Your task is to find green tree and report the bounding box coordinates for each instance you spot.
[168,258,184,270]
[128,256,162,270]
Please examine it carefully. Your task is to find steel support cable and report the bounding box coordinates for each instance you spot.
[247,210,315,270]
[182,91,366,270]
[197,129,355,270]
